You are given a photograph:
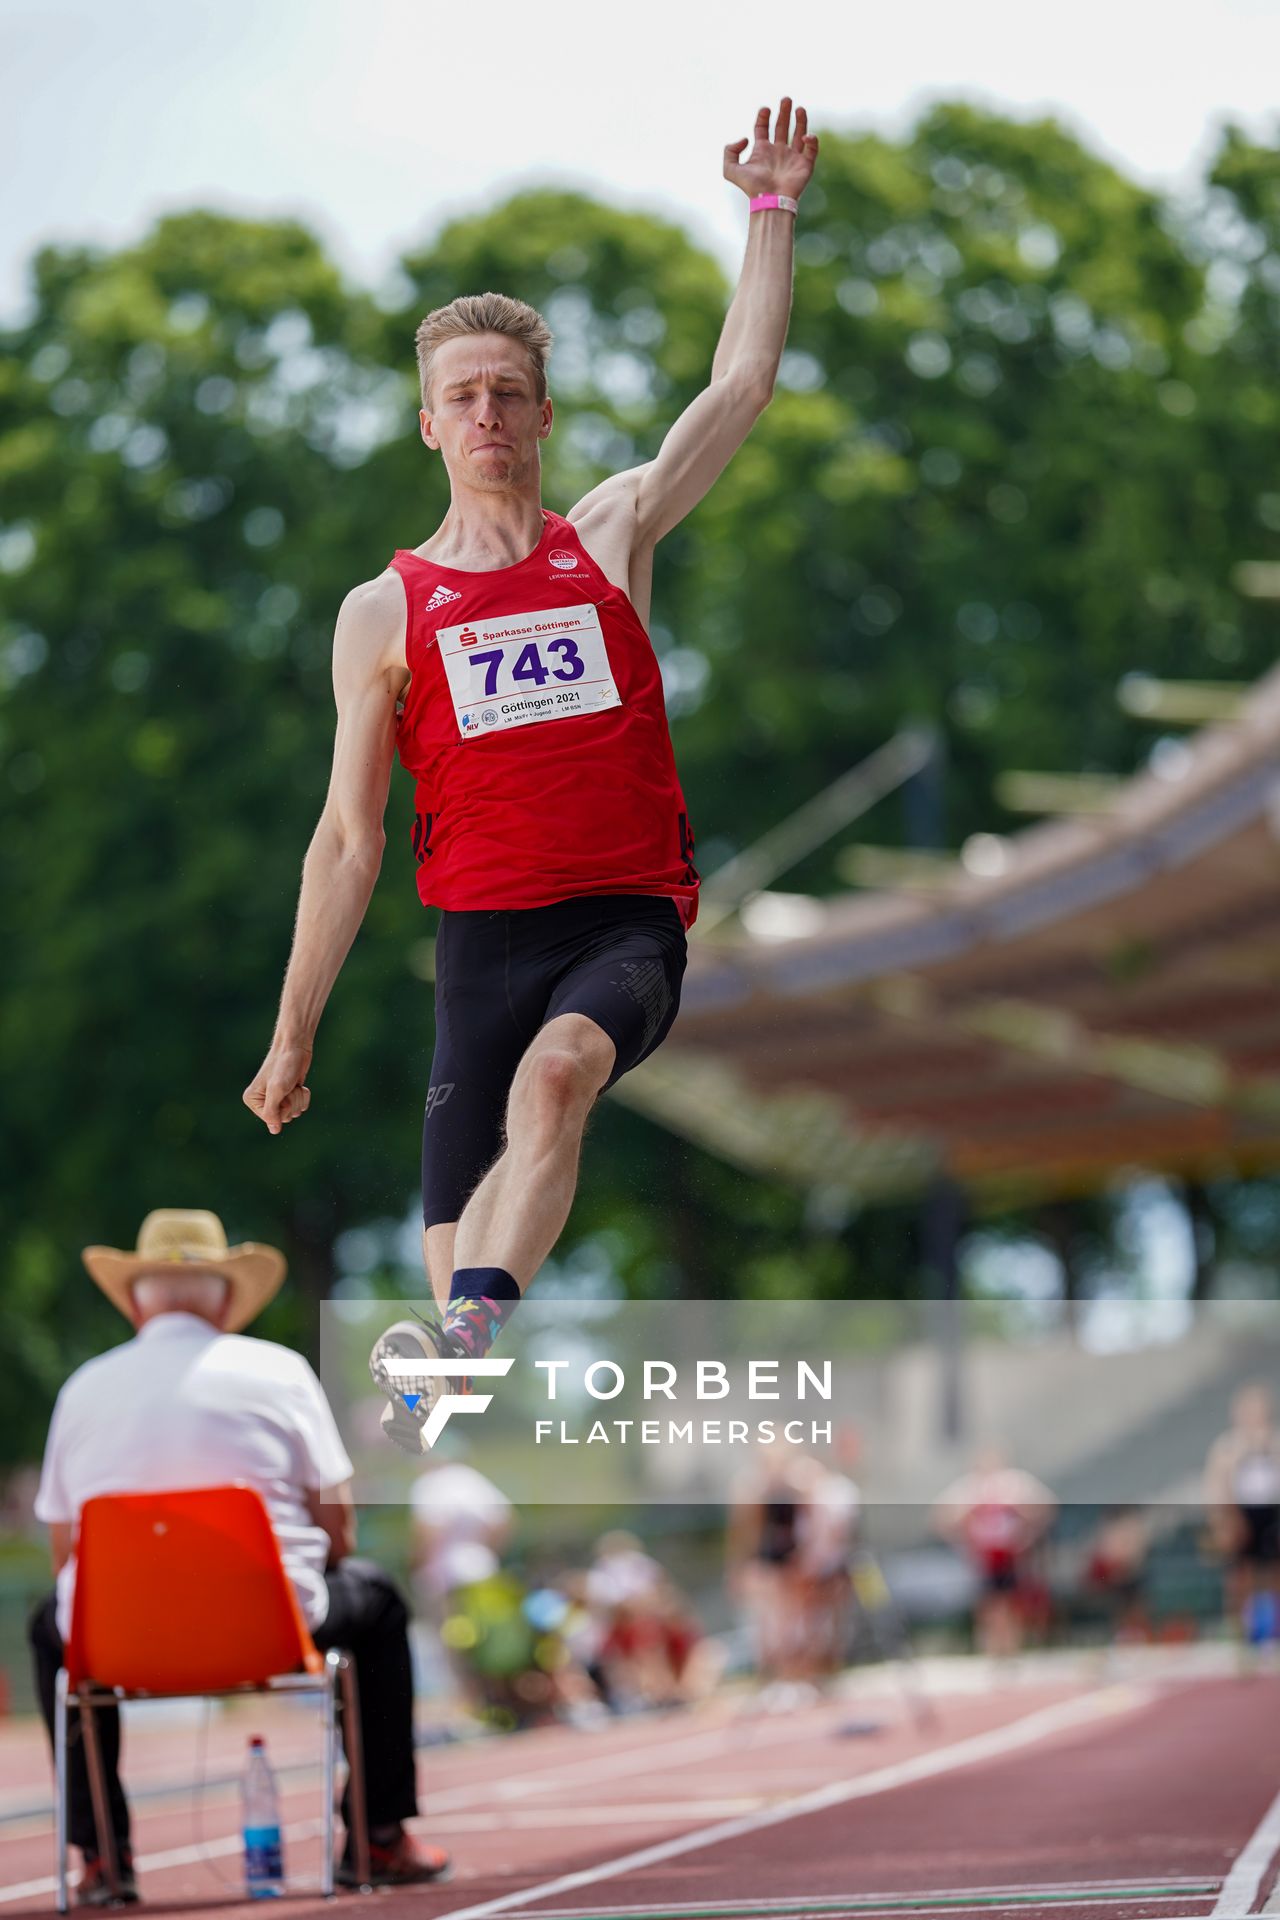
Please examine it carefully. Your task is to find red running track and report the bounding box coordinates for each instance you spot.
[0,1655,1277,1919]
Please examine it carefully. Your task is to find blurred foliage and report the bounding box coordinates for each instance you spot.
[3,109,1280,1460]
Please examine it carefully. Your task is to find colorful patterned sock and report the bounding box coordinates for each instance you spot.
[441,1267,521,1361]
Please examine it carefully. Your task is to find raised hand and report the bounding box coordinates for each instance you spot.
[723,97,819,201]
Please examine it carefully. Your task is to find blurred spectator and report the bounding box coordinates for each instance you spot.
[410,1457,513,1608]
[553,1568,608,1692]
[933,1447,1057,1657]
[585,1530,666,1614]
[796,1441,862,1680]
[595,1575,702,1709]
[409,1469,617,1728]
[409,1457,522,1717]
[1083,1506,1151,1644]
[582,1531,714,1710]
[803,1426,863,1585]
[728,1443,861,1692]
[1204,1384,1280,1647]
[438,1570,565,1727]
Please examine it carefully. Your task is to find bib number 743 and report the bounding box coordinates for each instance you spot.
[437,603,622,738]
[469,637,584,697]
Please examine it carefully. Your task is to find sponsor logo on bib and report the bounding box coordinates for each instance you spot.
[548,549,579,570]
[458,626,479,647]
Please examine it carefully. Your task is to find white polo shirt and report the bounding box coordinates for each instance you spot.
[34,1312,354,1639]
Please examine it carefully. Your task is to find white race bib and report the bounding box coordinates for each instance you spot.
[438,603,621,739]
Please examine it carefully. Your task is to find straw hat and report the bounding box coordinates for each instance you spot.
[82,1209,286,1332]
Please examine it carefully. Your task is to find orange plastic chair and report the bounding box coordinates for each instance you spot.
[54,1485,370,1908]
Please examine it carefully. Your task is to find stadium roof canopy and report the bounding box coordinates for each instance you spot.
[616,667,1280,1205]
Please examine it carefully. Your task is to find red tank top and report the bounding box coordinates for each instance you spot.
[390,510,699,924]
[964,1503,1024,1574]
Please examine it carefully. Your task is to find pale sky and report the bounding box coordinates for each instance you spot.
[5,0,1280,322]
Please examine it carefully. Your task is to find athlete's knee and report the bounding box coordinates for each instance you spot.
[529,1046,591,1112]
[514,1044,601,1131]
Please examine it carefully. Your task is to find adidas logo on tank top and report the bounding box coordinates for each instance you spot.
[425,584,462,612]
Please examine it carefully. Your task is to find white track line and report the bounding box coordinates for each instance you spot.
[424,1714,832,1814]
[0,1707,779,1832]
[438,1685,1147,1920]
[493,1900,1212,1920]
[438,1802,766,1830]
[517,1881,1222,1916]
[1215,1782,1280,1917]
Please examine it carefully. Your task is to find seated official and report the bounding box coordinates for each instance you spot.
[30,1208,449,1905]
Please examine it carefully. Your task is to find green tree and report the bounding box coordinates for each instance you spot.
[0,211,412,1452]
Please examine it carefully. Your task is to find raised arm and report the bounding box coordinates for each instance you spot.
[582,100,818,550]
[242,574,404,1134]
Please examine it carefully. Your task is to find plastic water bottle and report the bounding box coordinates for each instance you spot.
[1245,1590,1278,1646]
[241,1735,285,1899]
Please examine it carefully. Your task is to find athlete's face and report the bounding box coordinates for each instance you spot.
[420,333,553,493]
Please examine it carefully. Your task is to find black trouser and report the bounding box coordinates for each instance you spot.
[30,1557,418,1854]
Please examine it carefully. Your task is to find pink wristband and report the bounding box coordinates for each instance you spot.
[749,193,799,215]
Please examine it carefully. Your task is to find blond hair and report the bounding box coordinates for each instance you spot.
[415,292,553,410]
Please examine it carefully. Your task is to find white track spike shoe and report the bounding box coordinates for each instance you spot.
[369,1315,454,1454]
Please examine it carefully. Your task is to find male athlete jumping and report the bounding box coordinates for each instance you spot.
[244,101,819,1448]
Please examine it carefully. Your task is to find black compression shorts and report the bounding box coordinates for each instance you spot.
[422,894,688,1228]
[1237,1505,1280,1566]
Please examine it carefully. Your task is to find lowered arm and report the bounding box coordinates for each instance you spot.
[242,574,403,1134]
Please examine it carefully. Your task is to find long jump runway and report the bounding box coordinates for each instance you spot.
[0,1657,1276,1917]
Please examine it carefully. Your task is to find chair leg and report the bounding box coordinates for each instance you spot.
[78,1688,122,1901]
[54,1669,69,1915]
[321,1653,338,1898]
[335,1651,371,1890]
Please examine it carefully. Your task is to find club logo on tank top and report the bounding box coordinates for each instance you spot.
[548,549,578,570]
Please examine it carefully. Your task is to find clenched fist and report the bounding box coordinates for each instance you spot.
[243,1039,313,1136]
